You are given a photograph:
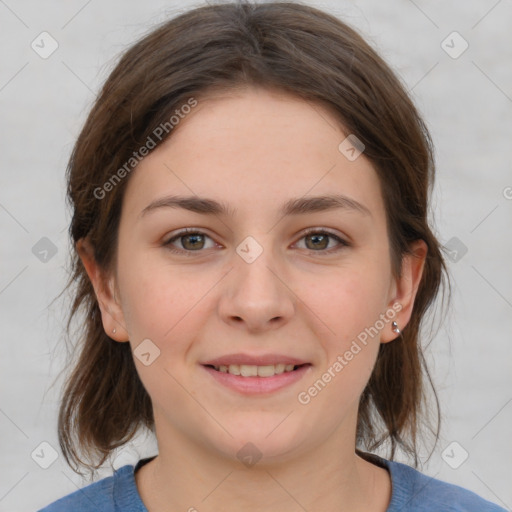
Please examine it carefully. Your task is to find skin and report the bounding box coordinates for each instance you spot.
[78,86,427,512]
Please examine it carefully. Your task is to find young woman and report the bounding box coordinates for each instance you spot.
[38,2,506,511]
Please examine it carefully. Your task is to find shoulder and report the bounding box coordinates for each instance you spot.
[382,457,507,512]
[37,464,139,512]
[37,472,115,512]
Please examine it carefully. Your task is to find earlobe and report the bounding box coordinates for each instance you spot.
[381,239,428,343]
[76,237,129,342]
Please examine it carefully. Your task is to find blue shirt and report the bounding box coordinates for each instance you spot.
[37,454,507,511]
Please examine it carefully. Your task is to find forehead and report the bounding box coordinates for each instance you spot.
[121,87,386,224]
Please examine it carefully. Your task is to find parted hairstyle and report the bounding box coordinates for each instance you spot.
[57,0,451,477]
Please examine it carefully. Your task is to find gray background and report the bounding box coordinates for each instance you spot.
[1,0,511,510]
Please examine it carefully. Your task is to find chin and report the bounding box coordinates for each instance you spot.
[206,416,306,466]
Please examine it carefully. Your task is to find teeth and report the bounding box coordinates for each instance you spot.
[241,365,258,377]
[257,365,277,377]
[213,363,298,377]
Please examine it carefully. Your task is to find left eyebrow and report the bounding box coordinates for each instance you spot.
[138,194,372,219]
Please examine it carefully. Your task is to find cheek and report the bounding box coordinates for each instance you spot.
[117,252,223,373]
[117,257,208,400]
[296,265,388,342]
[117,250,195,341]
[293,267,387,398]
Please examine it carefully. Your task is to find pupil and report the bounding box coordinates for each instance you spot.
[307,234,327,250]
[183,234,203,250]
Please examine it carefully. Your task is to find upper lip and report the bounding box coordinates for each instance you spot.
[202,353,310,366]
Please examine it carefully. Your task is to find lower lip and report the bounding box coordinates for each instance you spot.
[201,364,312,394]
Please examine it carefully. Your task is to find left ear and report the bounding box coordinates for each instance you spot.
[381,239,428,343]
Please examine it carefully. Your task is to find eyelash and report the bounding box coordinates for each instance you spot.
[162,227,350,256]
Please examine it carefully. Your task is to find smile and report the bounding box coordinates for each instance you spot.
[208,363,304,377]
[201,363,312,394]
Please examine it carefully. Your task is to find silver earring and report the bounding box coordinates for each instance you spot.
[391,321,400,335]
[112,328,117,334]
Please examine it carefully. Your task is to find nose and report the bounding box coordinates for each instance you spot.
[217,246,295,333]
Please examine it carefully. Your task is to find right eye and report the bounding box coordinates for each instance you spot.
[163,228,218,254]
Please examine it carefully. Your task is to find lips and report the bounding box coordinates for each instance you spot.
[202,353,309,367]
[207,363,310,378]
[201,362,312,394]
[200,353,312,393]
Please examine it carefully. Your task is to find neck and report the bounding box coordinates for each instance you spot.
[135,418,390,512]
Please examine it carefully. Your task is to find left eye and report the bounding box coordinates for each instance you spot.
[295,230,348,253]
[163,229,348,254]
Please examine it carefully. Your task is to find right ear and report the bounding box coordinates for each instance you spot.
[76,237,129,342]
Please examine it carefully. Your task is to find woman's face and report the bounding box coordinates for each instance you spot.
[94,87,425,464]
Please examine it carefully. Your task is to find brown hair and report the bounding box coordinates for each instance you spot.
[56,0,451,477]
